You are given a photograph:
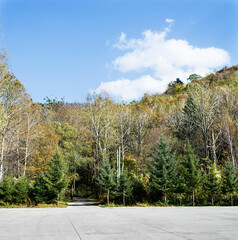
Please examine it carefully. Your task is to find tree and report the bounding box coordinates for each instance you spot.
[15,175,30,204]
[149,138,178,204]
[32,172,49,203]
[221,161,238,206]
[166,78,186,95]
[187,84,221,159]
[0,52,27,180]
[117,170,132,206]
[114,104,132,172]
[174,161,186,206]
[31,123,60,174]
[131,175,147,203]
[98,159,115,205]
[181,94,198,140]
[52,122,80,198]
[182,143,202,206]
[204,167,220,205]
[44,151,68,206]
[0,176,15,204]
[187,73,202,82]
[22,101,41,176]
[86,93,115,181]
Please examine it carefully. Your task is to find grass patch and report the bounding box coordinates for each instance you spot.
[99,202,173,207]
[0,201,68,208]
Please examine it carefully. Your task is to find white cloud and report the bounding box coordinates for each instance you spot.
[96,75,165,101]
[113,30,230,77]
[166,18,175,23]
[97,18,231,101]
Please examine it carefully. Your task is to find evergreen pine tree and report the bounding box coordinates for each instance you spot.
[204,166,220,205]
[182,94,198,140]
[32,172,48,203]
[0,176,15,204]
[132,176,147,203]
[98,160,115,205]
[117,170,132,206]
[182,143,201,206]
[15,175,29,204]
[221,161,238,206]
[149,138,178,204]
[44,151,68,206]
[174,163,186,206]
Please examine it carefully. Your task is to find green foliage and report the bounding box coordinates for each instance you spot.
[182,143,202,192]
[131,176,147,203]
[98,160,115,191]
[149,138,179,203]
[32,173,49,203]
[44,151,68,202]
[166,78,186,95]
[187,73,202,82]
[98,160,115,205]
[116,170,132,205]
[221,162,237,194]
[182,94,198,140]
[182,143,202,205]
[0,176,15,204]
[204,167,220,204]
[14,176,30,204]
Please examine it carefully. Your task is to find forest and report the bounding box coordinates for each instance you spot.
[0,51,238,207]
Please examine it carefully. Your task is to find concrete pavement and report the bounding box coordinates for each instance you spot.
[0,206,238,239]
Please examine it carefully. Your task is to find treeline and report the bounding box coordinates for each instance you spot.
[0,52,238,206]
[97,138,238,206]
[0,152,67,206]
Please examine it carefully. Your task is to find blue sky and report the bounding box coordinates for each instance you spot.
[0,0,237,102]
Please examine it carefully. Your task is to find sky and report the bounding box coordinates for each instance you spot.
[0,0,237,103]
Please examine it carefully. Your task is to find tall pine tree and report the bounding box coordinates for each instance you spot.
[33,172,49,203]
[181,94,198,140]
[44,151,68,206]
[182,142,201,206]
[221,161,238,206]
[117,170,132,206]
[15,175,29,204]
[204,166,220,205]
[149,138,179,204]
[98,160,115,205]
[0,176,15,204]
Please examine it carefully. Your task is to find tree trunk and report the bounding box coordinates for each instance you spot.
[164,192,167,204]
[122,144,125,173]
[23,143,28,176]
[204,134,209,159]
[71,184,74,200]
[57,194,59,207]
[179,194,182,206]
[231,193,233,206]
[73,167,76,194]
[0,135,5,181]
[17,128,20,177]
[123,189,125,206]
[107,189,110,205]
[228,134,235,167]
[23,120,30,176]
[212,195,214,205]
[192,189,195,206]
[0,163,3,182]
[211,130,217,168]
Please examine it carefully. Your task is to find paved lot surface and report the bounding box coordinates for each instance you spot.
[0,206,238,240]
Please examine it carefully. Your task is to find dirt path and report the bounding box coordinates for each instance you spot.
[67,197,99,207]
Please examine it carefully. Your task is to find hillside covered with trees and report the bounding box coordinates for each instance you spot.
[0,52,238,206]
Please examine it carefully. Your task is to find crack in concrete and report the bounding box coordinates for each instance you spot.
[66,214,83,240]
